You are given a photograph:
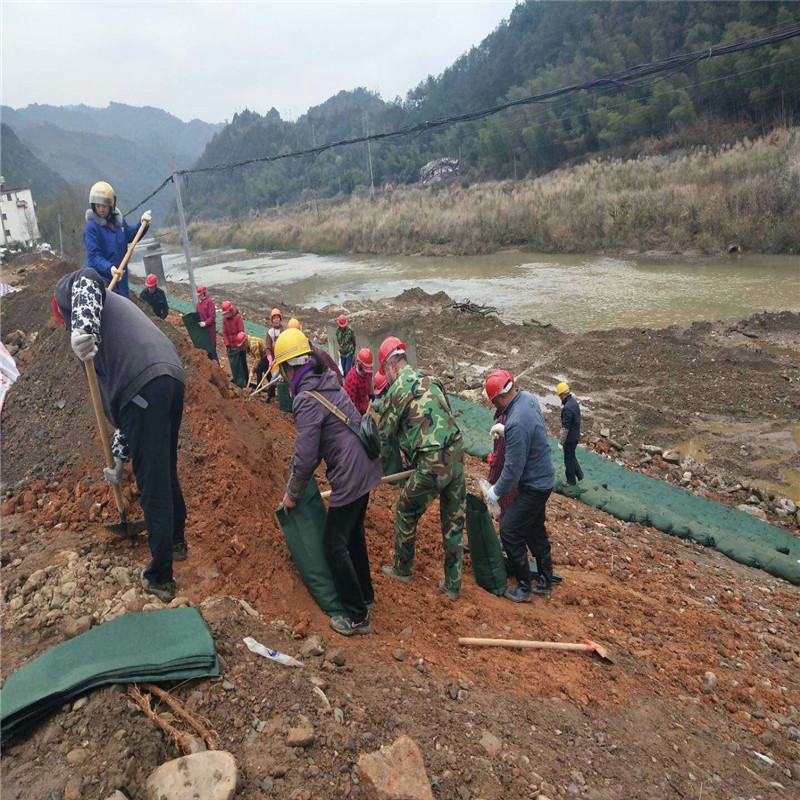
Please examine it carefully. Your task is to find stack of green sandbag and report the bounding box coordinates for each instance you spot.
[0,607,219,739]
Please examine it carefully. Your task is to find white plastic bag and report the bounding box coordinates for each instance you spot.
[243,636,304,668]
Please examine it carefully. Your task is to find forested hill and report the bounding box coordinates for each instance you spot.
[183,0,800,221]
[0,124,69,205]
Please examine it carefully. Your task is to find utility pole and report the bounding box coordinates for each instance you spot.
[363,112,375,197]
[57,213,64,258]
[171,158,198,304]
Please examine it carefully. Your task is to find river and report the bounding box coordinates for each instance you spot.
[131,247,800,332]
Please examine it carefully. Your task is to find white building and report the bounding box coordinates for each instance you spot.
[0,177,40,247]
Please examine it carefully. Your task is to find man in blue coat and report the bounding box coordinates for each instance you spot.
[84,181,151,299]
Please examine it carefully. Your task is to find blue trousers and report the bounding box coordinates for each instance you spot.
[340,354,354,377]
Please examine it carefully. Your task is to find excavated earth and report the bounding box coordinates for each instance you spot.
[0,258,799,800]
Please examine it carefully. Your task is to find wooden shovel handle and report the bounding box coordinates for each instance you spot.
[320,469,414,499]
[458,637,590,652]
[86,360,126,516]
[108,222,148,291]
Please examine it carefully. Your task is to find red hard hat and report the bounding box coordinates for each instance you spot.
[221,301,232,314]
[145,273,158,288]
[197,284,208,295]
[236,331,247,346]
[485,369,514,401]
[378,336,407,369]
[357,347,373,372]
[373,369,387,394]
[338,314,347,327]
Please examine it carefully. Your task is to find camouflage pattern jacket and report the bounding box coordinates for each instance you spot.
[377,364,462,465]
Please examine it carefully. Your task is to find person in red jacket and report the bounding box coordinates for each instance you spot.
[221,301,247,387]
[195,284,218,363]
[344,347,373,415]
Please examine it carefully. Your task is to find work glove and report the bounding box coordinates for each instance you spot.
[559,428,568,446]
[198,321,206,327]
[558,443,564,451]
[490,423,505,439]
[141,209,152,226]
[70,329,98,361]
[110,266,123,281]
[486,485,499,507]
[103,457,124,485]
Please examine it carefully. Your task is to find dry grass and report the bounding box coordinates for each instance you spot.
[185,128,800,256]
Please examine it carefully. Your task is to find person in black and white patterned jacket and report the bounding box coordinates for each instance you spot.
[54,267,187,602]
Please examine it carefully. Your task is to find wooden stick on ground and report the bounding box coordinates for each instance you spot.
[127,684,192,754]
[142,683,219,750]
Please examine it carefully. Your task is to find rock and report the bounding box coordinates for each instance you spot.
[168,596,190,608]
[110,567,131,588]
[330,649,346,667]
[222,681,235,691]
[64,615,92,638]
[392,649,408,662]
[106,793,128,800]
[790,762,800,781]
[64,777,83,800]
[145,751,238,800]
[641,445,662,455]
[599,427,610,439]
[358,735,433,800]
[662,450,681,464]
[72,697,88,711]
[66,747,88,765]
[779,498,797,514]
[120,587,138,605]
[299,635,326,657]
[22,569,47,595]
[737,504,767,520]
[759,731,776,746]
[788,727,800,743]
[186,735,207,754]
[286,724,316,748]
[704,671,718,690]
[479,731,502,759]
[334,707,345,725]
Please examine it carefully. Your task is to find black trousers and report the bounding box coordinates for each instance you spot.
[499,486,552,585]
[255,355,271,385]
[323,492,374,622]
[119,375,186,584]
[563,440,584,484]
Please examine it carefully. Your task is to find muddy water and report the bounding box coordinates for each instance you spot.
[131,247,800,333]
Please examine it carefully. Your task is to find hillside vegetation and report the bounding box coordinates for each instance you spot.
[0,124,69,204]
[180,128,800,256]
[182,0,800,219]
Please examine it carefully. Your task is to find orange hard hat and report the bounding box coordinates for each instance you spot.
[236,331,247,346]
[221,301,232,314]
[378,336,406,369]
[338,314,347,328]
[357,347,374,372]
[145,273,157,288]
[287,317,301,330]
[485,369,514,402]
[271,308,282,320]
[373,369,388,395]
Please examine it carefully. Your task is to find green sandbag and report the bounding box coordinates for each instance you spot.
[182,311,215,354]
[278,382,293,412]
[465,494,507,596]
[275,477,344,616]
[227,348,248,388]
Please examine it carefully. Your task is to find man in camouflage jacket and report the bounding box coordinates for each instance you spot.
[376,343,465,600]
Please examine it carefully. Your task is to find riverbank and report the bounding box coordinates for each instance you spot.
[173,127,799,257]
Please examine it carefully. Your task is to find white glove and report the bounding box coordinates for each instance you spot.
[71,329,98,361]
[490,423,505,439]
[141,209,152,226]
[103,457,123,485]
[486,485,499,506]
[558,443,563,451]
[110,266,123,281]
[198,321,206,327]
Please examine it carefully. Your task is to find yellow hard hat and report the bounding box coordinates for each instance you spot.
[89,181,115,210]
[273,328,311,367]
[556,381,570,396]
[287,318,302,330]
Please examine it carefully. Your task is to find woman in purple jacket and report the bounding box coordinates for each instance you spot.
[276,329,382,636]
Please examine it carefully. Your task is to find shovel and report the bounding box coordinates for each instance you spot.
[85,360,146,537]
[319,470,414,499]
[248,373,280,400]
[458,636,614,664]
[107,222,148,292]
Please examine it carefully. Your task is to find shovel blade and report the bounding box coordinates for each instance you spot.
[583,638,615,663]
[104,518,147,538]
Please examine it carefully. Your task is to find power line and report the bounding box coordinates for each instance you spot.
[125,23,800,215]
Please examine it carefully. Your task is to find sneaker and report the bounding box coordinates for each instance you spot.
[141,572,176,603]
[530,578,553,598]
[173,541,188,562]
[330,614,371,637]
[438,579,459,602]
[381,565,411,584]
[504,583,532,603]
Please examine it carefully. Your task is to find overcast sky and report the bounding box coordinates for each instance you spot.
[2,1,517,123]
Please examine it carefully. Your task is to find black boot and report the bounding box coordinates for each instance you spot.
[531,554,553,597]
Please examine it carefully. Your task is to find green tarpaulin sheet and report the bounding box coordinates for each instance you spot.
[0,607,218,738]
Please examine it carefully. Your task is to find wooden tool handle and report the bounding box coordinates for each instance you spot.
[86,360,126,515]
[320,469,414,499]
[108,223,148,291]
[458,637,590,652]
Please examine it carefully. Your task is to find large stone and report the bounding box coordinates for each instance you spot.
[64,615,93,638]
[286,724,316,748]
[479,731,502,758]
[145,751,237,800]
[359,735,433,800]
[661,450,681,465]
[737,504,767,521]
[299,635,326,657]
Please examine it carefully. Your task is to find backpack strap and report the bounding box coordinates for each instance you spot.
[305,390,353,429]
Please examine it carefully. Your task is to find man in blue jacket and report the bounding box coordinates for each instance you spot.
[84,181,151,299]
[485,370,556,602]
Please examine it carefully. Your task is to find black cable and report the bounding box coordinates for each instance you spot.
[124,23,800,216]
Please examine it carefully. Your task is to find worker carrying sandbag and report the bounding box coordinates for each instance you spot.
[557,381,584,485]
[484,369,556,602]
[336,314,356,376]
[53,267,187,602]
[84,181,150,299]
[139,274,168,320]
[195,284,219,363]
[376,336,465,602]
[344,348,374,415]
[221,301,248,388]
[242,332,270,387]
[275,328,383,636]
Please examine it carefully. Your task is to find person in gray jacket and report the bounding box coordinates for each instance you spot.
[54,267,187,603]
[485,369,556,602]
[275,329,383,636]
